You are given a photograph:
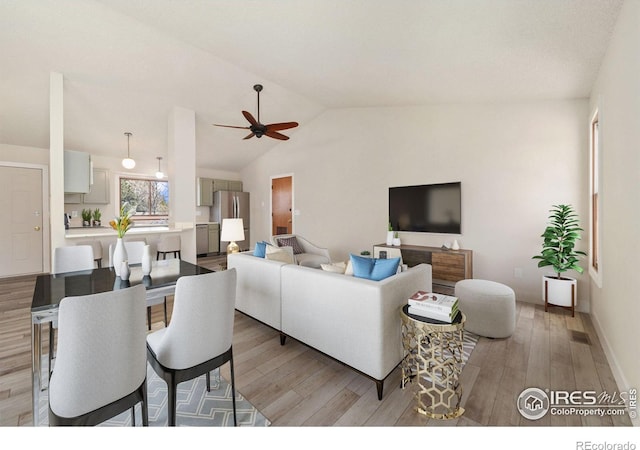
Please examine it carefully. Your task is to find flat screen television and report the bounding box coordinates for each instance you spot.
[389,182,462,234]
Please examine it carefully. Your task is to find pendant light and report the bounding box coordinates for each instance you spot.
[122,132,136,169]
[155,156,164,179]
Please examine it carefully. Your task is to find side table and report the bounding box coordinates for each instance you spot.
[400,304,466,419]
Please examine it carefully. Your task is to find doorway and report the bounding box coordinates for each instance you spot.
[271,175,293,236]
[0,164,46,277]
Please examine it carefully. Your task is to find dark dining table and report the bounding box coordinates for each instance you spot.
[30,259,212,426]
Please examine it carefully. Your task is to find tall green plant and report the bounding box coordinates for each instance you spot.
[532,204,587,279]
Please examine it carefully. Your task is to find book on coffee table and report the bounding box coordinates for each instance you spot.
[408,291,458,314]
[407,305,460,324]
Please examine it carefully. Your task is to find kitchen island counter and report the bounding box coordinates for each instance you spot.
[65,226,184,239]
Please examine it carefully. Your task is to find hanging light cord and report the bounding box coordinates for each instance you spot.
[126,132,132,158]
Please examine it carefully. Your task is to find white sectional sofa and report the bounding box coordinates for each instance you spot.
[229,251,287,330]
[227,251,433,399]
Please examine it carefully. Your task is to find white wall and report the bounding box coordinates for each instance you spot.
[242,99,589,308]
[0,143,49,165]
[588,0,640,408]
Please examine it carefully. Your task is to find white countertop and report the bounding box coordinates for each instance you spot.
[65,226,183,239]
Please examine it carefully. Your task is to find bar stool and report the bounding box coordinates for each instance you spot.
[157,235,181,260]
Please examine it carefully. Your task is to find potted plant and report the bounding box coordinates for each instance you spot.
[81,209,92,227]
[392,231,401,247]
[532,204,586,315]
[386,222,394,246]
[92,208,102,227]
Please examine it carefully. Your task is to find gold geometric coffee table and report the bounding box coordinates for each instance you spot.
[400,304,466,419]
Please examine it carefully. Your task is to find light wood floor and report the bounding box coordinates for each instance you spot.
[0,258,632,427]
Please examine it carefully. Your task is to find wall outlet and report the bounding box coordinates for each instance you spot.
[71,210,78,218]
[195,210,202,216]
[514,267,523,278]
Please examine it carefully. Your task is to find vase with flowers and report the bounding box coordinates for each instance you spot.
[110,203,135,277]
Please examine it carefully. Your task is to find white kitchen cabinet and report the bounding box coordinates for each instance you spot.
[64,150,91,194]
[212,179,229,192]
[227,180,243,192]
[197,178,243,205]
[197,178,213,206]
[82,168,110,204]
[63,168,109,205]
[208,223,220,253]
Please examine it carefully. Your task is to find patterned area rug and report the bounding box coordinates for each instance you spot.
[407,330,480,385]
[462,330,480,361]
[39,363,270,427]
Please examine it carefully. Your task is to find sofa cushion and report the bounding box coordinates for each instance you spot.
[349,254,400,281]
[296,253,330,268]
[266,245,295,264]
[276,236,304,255]
[253,241,268,258]
[320,261,347,273]
[344,259,354,276]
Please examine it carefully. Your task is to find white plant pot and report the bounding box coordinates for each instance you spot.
[386,231,394,246]
[392,238,401,246]
[543,275,577,308]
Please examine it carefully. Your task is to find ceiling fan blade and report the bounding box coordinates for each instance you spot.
[243,132,256,140]
[265,121,299,132]
[242,111,259,126]
[213,124,250,130]
[264,130,290,141]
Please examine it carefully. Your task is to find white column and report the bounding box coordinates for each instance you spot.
[168,106,197,264]
[49,72,65,268]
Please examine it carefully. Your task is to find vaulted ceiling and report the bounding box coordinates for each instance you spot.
[0,0,623,171]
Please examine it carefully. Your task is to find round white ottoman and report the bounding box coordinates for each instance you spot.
[454,279,516,338]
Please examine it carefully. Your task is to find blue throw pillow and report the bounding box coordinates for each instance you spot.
[370,257,401,281]
[350,254,374,278]
[253,241,268,258]
[349,254,400,281]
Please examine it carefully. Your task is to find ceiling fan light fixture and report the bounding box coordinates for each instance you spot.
[122,132,136,169]
[155,156,164,179]
[213,84,298,141]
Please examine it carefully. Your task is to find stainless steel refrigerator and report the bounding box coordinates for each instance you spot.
[210,191,250,251]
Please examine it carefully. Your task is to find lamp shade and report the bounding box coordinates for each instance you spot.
[220,218,245,242]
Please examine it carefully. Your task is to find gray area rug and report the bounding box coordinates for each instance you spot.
[39,363,270,427]
[462,331,480,361]
[412,330,480,384]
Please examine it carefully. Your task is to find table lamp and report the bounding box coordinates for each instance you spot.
[221,218,245,254]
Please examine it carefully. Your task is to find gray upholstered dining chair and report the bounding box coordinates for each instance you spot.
[76,240,103,268]
[48,285,148,426]
[157,235,181,260]
[54,245,94,274]
[49,245,96,379]
[146,269,237,426]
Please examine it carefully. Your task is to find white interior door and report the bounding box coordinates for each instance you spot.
[0,166,44,276]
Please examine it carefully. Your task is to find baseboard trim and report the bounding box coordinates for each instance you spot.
[590,312,639,427]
